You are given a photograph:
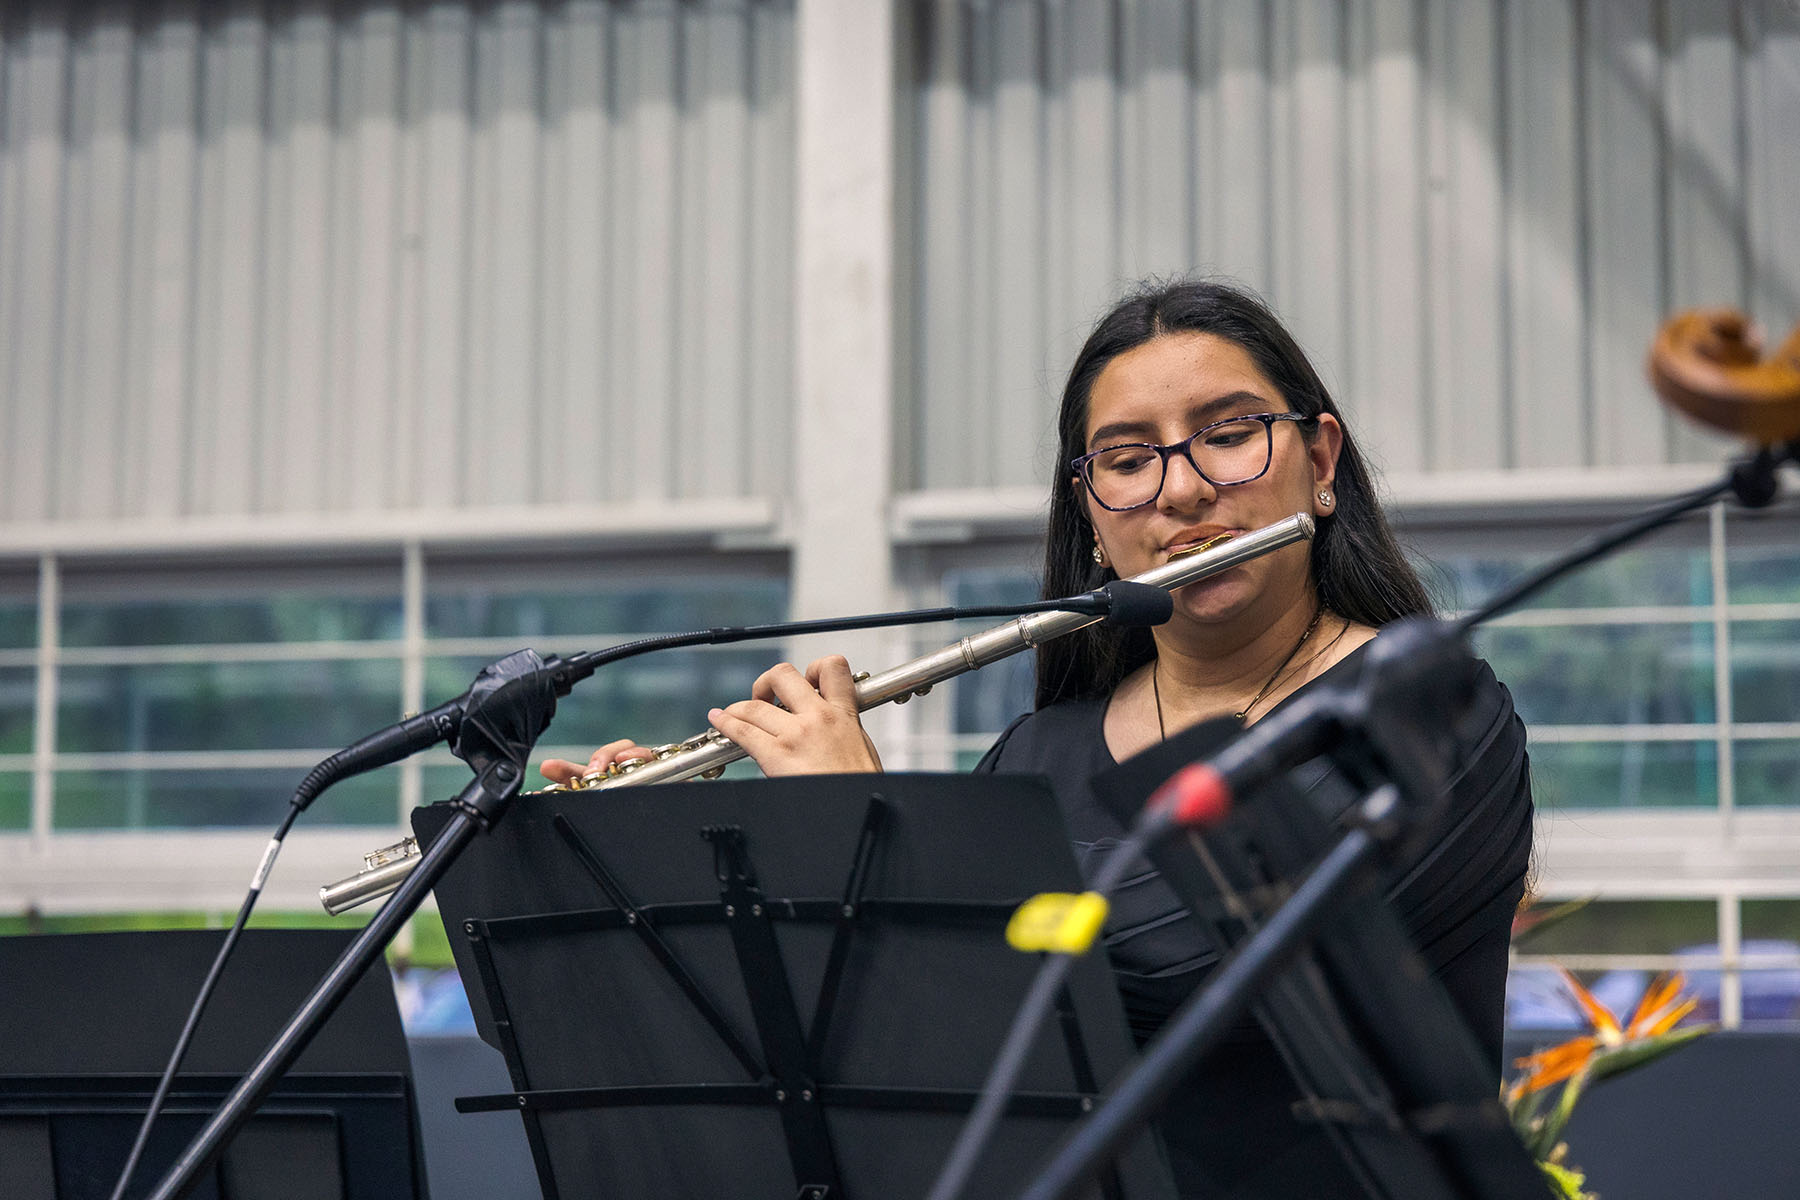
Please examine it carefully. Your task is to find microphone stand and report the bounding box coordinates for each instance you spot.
[1000,444,1798,1200]
[1017,795,1395,1200]
[142,651,557,1200]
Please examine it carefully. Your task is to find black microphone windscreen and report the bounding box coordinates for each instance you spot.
[1099,581,1174,628]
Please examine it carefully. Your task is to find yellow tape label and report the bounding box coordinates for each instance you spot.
[1006,891,1110,955]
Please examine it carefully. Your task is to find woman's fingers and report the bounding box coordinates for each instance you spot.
[808,655,884,772]
[709,658,880,776]
[539,738,655,784]
[750,661,825,710]
[707,699,786,756]
[807,655,860,707]
[538,757,587,785]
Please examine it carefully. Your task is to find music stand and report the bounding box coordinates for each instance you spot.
[417,774,1175,1200]
[0,929,424,1200]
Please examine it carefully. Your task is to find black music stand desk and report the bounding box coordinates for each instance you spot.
[418,774,1175,1200]
[0,928,424,1200]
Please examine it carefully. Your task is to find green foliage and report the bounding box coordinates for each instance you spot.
[0,909,456,968]
[1586,1024,1714,1085]
[1538,1160,1594,1200]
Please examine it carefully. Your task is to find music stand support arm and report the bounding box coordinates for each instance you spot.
[1015,795,1393,1200]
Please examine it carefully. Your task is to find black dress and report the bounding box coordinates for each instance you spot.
[975,646,1533,1198]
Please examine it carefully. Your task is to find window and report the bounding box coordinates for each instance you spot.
[0,550,788,832]
[1429,505,1800,813]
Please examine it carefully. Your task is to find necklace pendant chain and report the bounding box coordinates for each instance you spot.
[1154,606,1327,739]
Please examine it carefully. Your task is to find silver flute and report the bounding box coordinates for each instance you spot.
[318,512,1315,914]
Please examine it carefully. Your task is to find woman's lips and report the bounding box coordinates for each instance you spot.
[1165,529,1242,558]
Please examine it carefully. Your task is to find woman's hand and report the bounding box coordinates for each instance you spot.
[539,738,658,787]
[708,655,883,776]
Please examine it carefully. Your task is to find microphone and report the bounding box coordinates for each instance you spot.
[1144,617,1478,840]
[291,582,1174,811]
[1097,580,1175,628]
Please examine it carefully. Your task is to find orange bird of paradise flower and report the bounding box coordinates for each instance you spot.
[1507,968,1698,1102]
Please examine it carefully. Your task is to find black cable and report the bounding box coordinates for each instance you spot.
[1451,477,1733,635]
[106,800,301,1200]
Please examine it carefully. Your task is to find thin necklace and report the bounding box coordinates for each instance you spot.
[1152,607,1327,739]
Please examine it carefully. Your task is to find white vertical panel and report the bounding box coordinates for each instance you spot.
[137,7,202,518]
[1120,0,1193,280]
[467,2,542,506]
[1038,0,1074,375]
[686,0,753,497]
[992,0,1050,486]
[1270,0,1348,385]
[345,6,405,510]
[270,6,336,513]
[622,0,679,502]
[1664,0,1746,462]
[5,18,69,521]
[388,6,426,513]
[0,26,17,510]
[916,0,972,489]
[961,3,998,486]
[745,0,795,498]
[793,0,896,638]
[412,4,474,510]
[326,1,362,509]
[675,0,707,489]
[1063,0,1120,315]
[1347,0,1427,470]
[1423,0,1505,470]
[542,0,607,500]
[602,2,638,506]
[1744,2,1800,328]
[59,13,134,520]
[252,6,293,514]
[1585,0,1668,467]
[1505,0,1587,468]
[191,6,267,516]
[1209,0,1270,289]
[51,15,88,523]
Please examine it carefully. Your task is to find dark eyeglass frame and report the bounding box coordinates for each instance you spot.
[1070,411,1317,512]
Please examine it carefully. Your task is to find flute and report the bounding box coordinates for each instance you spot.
[318,512,1315,913]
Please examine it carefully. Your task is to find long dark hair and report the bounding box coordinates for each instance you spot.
[1037,279,1433,709]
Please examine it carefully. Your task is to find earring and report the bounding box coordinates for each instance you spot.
[1318,491,1333,507]
[1092,544,1106,566]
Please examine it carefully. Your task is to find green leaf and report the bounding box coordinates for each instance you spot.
[1512,896,1596,946]
[1539,1159,1595,1200]
[1506,1083,1550,1133]
[1533,1071,1589,1159]
[1588,1024,1715,1084]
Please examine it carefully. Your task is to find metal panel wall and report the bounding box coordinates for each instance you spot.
[0,0,795,523]
[903,0,1800,490]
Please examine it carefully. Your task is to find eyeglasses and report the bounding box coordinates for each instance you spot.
[1071,412,1315,512]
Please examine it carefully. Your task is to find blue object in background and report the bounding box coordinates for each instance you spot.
[395,967,478,1037]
